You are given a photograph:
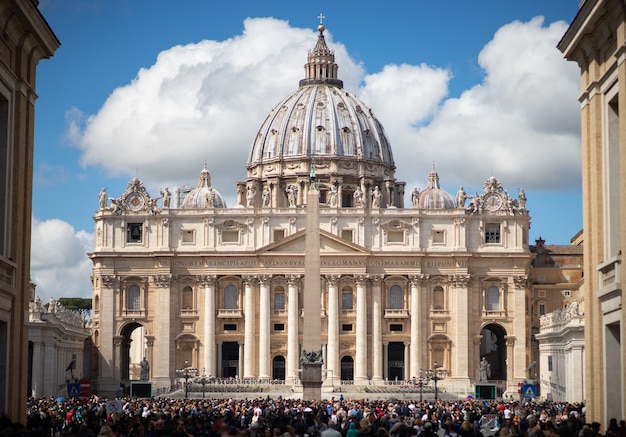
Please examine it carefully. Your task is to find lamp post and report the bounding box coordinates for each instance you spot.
[415,369,429,402]
[196,368,210,399]
[425,362,447,401]
[176,360,198,399]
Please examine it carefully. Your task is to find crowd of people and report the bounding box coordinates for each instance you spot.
[1,395,624,437]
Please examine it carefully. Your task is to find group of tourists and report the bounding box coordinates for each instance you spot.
[2,395,624,437]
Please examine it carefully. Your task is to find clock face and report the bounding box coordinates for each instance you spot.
[127,193,145,211]
[484,192,503,211]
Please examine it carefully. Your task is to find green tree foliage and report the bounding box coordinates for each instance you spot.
[57,297,92,324]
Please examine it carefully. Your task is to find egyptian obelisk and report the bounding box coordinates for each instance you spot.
[300,159,323,400]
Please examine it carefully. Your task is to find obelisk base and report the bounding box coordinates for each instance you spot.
[301,363,323,401]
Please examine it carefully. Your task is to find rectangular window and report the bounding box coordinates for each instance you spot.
[341,229,353,242]
[387,230,404,243]
[432,230,445,244]
[127,223,143,243]
[390,324,403,332]
[274,292,285,310]
[342,324,353,331]
[548,355,553,371]
[538,290,546,297]
[222,230,239,243]
[273,323,285,331]
[224,324,237,331]
[341,292,353,310]
[485,223,500,244]
[563,290,572,297]
[182,230,195,243]
[539,304,546,316]
[273,229,285,242]
[0,94,7,256]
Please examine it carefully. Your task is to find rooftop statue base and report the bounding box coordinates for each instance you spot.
[301,362,323,401]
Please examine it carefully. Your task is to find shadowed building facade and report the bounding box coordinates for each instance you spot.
[558,0,626,424]
[90,22,534,399]
[0,0,59,422]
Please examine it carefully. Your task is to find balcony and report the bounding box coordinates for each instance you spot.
[217,309,243,319]
[384,309,409,319]
[598,255,621,299]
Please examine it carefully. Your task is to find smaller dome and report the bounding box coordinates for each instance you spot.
[417,165,456,209]
[181,163,227,209]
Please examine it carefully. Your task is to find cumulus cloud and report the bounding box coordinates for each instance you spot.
[399,17,581,192]
[67,16,580,206]
[31,218,93,302]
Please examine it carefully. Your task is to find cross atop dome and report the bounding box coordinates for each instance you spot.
[299,16,343,88]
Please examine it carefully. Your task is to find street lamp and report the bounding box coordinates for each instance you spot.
[196,368,210,399]
[415,370,429,402]
[176,360,198,398]
[425,362,447,401]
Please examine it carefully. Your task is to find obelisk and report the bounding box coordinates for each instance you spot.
[300,159,323,400]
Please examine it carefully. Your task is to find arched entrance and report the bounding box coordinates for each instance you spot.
[119,322,147,381]
[341,356,354,381]
[480,324,507,380]
[272,356,285,380]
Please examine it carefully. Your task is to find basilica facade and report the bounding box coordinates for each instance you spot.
[90,22,533,397]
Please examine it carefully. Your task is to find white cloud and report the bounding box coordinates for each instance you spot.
[31,218,93,302]
[68,16,580,206]
[397,17,581,192]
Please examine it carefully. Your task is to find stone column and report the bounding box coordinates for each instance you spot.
[200,275,217,377]
[404,342,411,379]
[409,276,420,379]
[383,341,389,380]
[153,275,173,388]
[287,275,301,381]
[98,275,118,394]
[325,275,340,386]
[371,275,383,382]
[216,341,222,378]
[243,276,256,378]
[355,275,369,383]
[453,275,471,380]
[258,275,272,379]
[238,342,244,379]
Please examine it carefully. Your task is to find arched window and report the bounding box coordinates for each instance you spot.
[389,285,403,309]
[224,285,238,309]
[182,286,193,310]
[341,286,353,310]
[274,286,285,311]
[433,286,444,310]
[128,285,141,310]
[486,286,500,311]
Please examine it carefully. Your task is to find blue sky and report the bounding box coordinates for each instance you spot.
[31,0,582,301]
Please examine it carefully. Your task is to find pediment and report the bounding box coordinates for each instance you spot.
[259,229,369,254]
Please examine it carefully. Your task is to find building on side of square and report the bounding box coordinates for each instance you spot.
[89,22,533,398]
[0,0,59,422]
[28,291,91,398]
[530,235,584,403]
[558,0,626,424]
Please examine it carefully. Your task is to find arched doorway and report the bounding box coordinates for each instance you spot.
[480,324,507,380]
[272,356,285,380]
[341,356,354,381]
[119,322,147,381]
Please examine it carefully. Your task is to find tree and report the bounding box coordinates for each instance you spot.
[57,297,92,325]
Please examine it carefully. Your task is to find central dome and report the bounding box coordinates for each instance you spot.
[240,21,403,209]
